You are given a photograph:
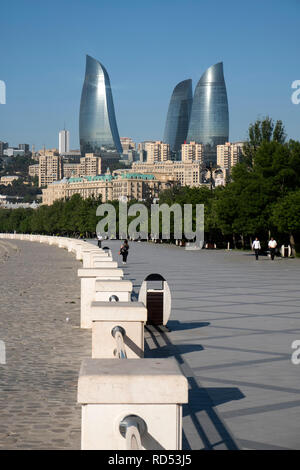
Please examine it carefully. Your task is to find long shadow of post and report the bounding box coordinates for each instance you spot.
[144,324,243,450]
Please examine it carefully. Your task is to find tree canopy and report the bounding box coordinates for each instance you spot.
[1,118,300,253]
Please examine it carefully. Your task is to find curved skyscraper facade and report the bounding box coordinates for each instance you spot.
[79,55,122,156]
[163,79,193,154]
[187,62,229,163]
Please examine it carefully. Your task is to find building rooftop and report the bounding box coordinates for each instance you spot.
[49,173,157,186]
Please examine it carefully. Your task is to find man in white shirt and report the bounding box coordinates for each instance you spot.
[252,237,261,260]
[268,237,277,260]
[97,232,103,248]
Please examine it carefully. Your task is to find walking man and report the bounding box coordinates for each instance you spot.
[252,237,261,260]
[96,232,103,248]
[119,239,129,265]
[268,237,277,260]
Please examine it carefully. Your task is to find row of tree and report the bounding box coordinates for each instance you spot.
[0,118,300,254]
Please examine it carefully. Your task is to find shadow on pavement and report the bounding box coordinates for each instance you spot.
[167,320,210,331]
[145,325,242,450]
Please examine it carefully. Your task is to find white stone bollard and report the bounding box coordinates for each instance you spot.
[91,301,147,359]
[74,242,88,260]
[82,250,111,268]
[78,268,124,328]
[68,240,77,252]
[92,260,118,268]
[78,358,188,450]
[94,280,132,302]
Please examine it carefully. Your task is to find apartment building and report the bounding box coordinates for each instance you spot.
[42,173,174,205]
[142,141,171,163]
[131,160,204,186]
[181,141,204,163]
[39,155,63,187]
[217,142,244,171]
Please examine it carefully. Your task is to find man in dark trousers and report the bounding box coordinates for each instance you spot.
[120,239,129,265]
[252,237,261,260]
[97,233,103,248]
[268,237,277,260]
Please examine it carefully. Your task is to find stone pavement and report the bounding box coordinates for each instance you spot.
[1,238,300,450]
[93,240,300,450]
[0,240,91,449]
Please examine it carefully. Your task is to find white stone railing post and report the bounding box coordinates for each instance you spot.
[78,268,124,328]
[77,358,188,450]
[90,301,147,359]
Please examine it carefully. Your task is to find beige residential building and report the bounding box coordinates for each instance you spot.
[39,155,63,187]
[143,141,171,163]
[131,161,204,186]
[181,142,204,163]
[130,160,228,188]
[42,173,174,205]
[42,176,112,205]
[28,164,40,177]
[63,163,80,178]
[34,153,102,186]
[38,148,59,157]
[120,137,136,152]
[217,142,244,171]
[78,153,102,176]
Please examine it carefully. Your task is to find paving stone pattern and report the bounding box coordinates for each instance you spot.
[0,240,91,449]
[1,238,300,450]
[102,240,300,450]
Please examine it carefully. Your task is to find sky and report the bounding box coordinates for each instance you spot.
[0,0,299,150]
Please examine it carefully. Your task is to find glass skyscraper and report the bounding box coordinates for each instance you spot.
[79,55,122,156]
[163,79,193,155]
[187,62,229,163]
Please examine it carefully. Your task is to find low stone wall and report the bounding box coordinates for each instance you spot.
[0,232,188,450]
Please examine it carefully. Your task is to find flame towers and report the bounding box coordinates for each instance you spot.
[79,55,122,156]
[163,79,193,155]
[187,62,229,163]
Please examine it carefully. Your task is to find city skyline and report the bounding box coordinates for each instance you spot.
[1,0,299,149]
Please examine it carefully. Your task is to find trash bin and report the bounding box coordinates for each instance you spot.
[281,245,291,258]
[138,274,171,326]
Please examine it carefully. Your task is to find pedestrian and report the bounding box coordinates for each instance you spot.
[96,232,103,248]
[119,239,129,265]
[268,237,277,260]
[252,237,261,260]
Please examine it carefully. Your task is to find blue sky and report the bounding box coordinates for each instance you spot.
[1,0,299,150]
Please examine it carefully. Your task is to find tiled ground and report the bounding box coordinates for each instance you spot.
[99,240,300,450]
[0,240,91,449]
[1,238,300,450]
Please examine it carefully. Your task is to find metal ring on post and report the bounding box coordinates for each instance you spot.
[111,326,127,359]
[119,414,147,450]
[111,325,125,338]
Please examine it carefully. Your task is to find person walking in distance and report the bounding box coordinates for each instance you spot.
[268,237,277,260]
[96,232,103,248]
[252,237,261,260]
[120,239,129,265]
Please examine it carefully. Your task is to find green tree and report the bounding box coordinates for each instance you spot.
[243,116,286,166]
[271,189,300,256]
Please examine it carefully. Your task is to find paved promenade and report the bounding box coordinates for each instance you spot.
[96,240,300,450]
[1,238,299,450]
[0,240,91,449]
